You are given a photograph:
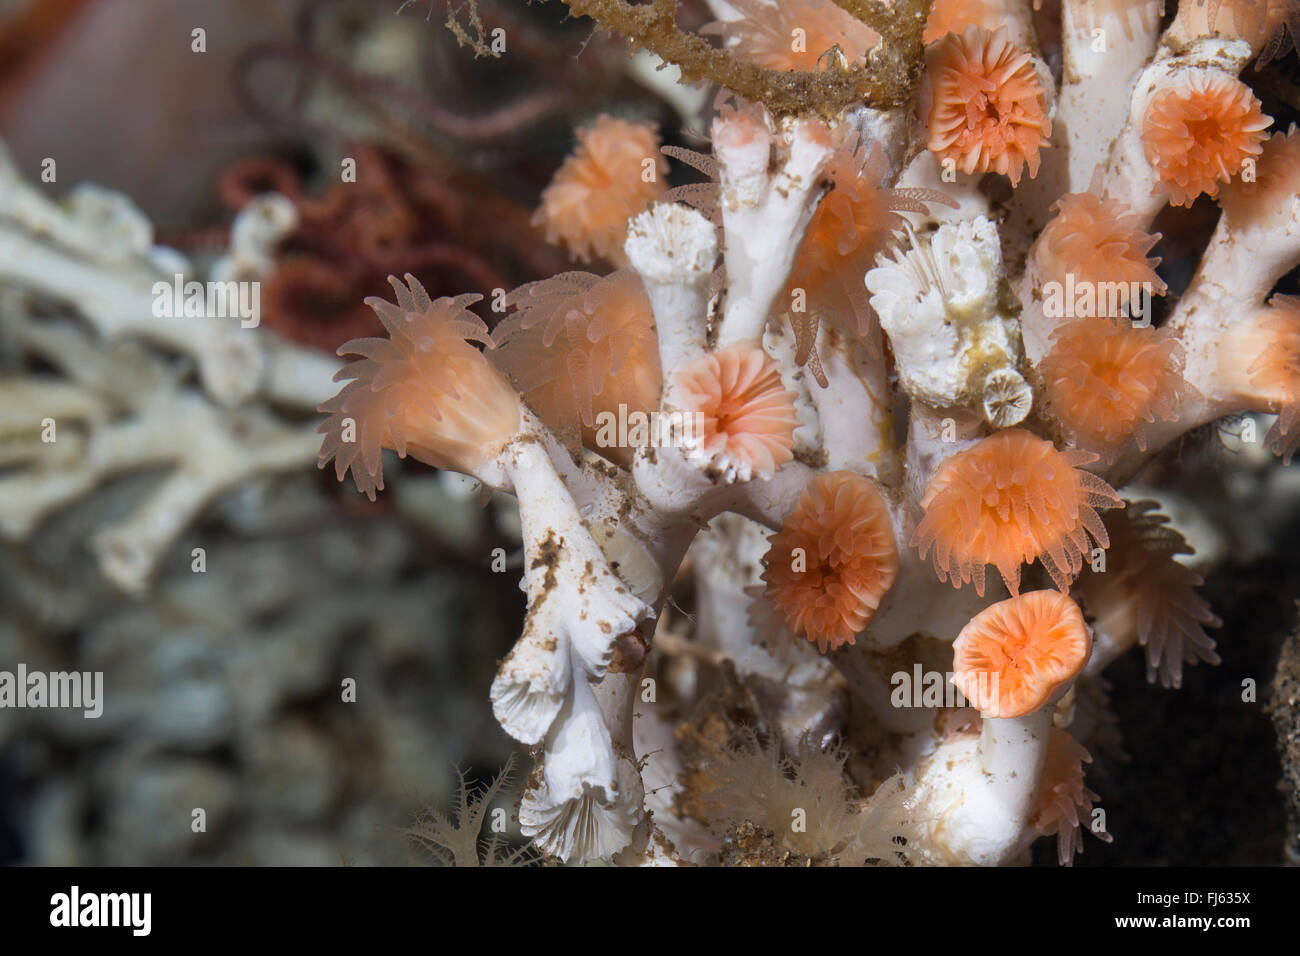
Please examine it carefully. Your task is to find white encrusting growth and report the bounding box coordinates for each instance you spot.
[867,217,1026,424]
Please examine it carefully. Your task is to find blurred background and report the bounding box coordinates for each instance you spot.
[0,0,616,865]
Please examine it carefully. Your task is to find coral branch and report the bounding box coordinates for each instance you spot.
[550,0,933,116]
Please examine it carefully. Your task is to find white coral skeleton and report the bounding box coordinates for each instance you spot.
[0,142,336,596]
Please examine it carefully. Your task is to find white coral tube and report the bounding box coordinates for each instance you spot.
[518,656,643,862]
[489,421,652,745]
[1099,36,1255,226]
[913,704,1055,865]
[624,203,716,373]
[1058,0,1163,195]
[714,112,833,348]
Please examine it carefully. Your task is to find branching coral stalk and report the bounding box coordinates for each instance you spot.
[1104,127,1300,476]
[1003,0,1163,242]
[497,419,653,684]
[549,0,934,117]
[802,324,900,481]
[624,203,717,371]
[713,109,835,349]
[0,336,321,597]
[1019,23,1266,363]
[1059,0,1164,191]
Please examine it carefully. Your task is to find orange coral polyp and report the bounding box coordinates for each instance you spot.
[673,347,799,479]
[701,0,880,72]
[533,115,668,264]
[927,25,1051,187]
[1034,191,1167,308]
[1034,728,1109,865]
[788,134,954,352]
[912,429,1122,596]
[318,276,522,500]
[1184,0,1299,55]
[1038,316,1187,459]
[923,0,998,45]
[491,270,661,465]
[1221,125,1300,225]
[952,590,1092,718]
[1078,501,1221,688]
[761,471,899,653]
[1140,72,1271,208]
[1246,295,1300,461]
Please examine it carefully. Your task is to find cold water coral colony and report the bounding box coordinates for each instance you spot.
[316,0,1300,865]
